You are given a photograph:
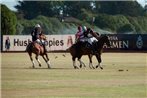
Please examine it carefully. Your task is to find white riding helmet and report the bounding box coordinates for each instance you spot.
[35,24,41,28]
[82,26,87,32]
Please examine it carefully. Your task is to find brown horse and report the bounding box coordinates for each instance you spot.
[68,35,110,69]
[26,34,51,68]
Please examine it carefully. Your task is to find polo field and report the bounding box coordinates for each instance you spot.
[1,52,147,98]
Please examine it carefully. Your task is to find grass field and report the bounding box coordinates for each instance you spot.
[1,53,147,98]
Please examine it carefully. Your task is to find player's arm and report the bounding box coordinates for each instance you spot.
[88,28,100,40]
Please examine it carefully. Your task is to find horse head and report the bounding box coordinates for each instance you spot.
[96,35,110,49]
[102,35,110,47]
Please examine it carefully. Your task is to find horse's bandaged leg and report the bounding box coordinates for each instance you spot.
[78,59,86,68]
[47,61,51,68]
[73,61,76,69]
[78,59,82,66]
[47,60,51,65]
[89,62,95,69]
[36,57,41,67]
[32,60,35,65]
[73,60,76,65]
[32,60,35,68]
[99,63,103,69]
[37,59,41,64]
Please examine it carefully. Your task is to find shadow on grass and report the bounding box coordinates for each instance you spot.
[2,66,74,70]
[28,67,74,70]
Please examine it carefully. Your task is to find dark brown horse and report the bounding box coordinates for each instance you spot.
[68,35,110,69]
[26,34,51,68]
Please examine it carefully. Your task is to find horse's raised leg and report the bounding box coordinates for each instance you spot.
[72,56,79,69]
[88,54,95,69]
[42,54,51,69]
[95,54,103,69]
[35,55,42,67]
[28,53,35,68]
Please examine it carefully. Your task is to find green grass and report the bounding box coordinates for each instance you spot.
[1,53,147,98]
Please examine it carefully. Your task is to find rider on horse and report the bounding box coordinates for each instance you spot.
[31,24,47,52]
[75,26,84,43]
[75,25,100,54]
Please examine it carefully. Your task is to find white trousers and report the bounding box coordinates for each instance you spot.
[79,37,98,45]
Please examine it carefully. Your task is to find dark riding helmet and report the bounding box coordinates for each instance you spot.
[78,26,82,31]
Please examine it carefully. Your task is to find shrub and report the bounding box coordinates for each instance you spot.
[95,14,131,32]
[117,24,135,33]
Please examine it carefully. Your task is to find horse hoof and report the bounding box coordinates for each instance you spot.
[80,65,82,68]
[89,66,92,69]
[39,64,41,67]
[74,66,76,69]
[32,66,35,68]
[74,66,78,69]
[100,67,103,70]
[96,66,98,68]
[48,66,51,69]
[92,67,95,69]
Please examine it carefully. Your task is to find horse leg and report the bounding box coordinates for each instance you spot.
[42,54,51,69]
[88,54,95,69]
[35,55,42,67]
[28,52,35,68]
[78,56,85,68]
[78,59,86,68]
[95,54,103,69]
[45,53,51,68]
[72,56,79,69]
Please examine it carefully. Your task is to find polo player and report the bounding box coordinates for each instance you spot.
[75,25,100,54]
[31,24,47,52]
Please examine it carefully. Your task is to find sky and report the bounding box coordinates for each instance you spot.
[1,0,146,11]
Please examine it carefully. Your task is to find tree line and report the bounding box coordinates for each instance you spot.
[1,1,147,35]
[15,1,146,19]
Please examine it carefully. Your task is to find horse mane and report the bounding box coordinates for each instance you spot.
[96,35,108,51]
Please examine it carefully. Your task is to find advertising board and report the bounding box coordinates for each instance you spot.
[2,34,147,52]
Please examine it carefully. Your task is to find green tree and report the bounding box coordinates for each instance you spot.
[63,1,92,18]
[117,24,135,33]
[1,4,17,35]
[98,1,143,16]
[94,14,131,32]
[15,1,64,19]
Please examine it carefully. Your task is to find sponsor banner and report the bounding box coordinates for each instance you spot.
[2,35,75,51]
[2,34,147,51]
[46,35,75,51]
[3,35,32,51]
[104,34,147,51]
